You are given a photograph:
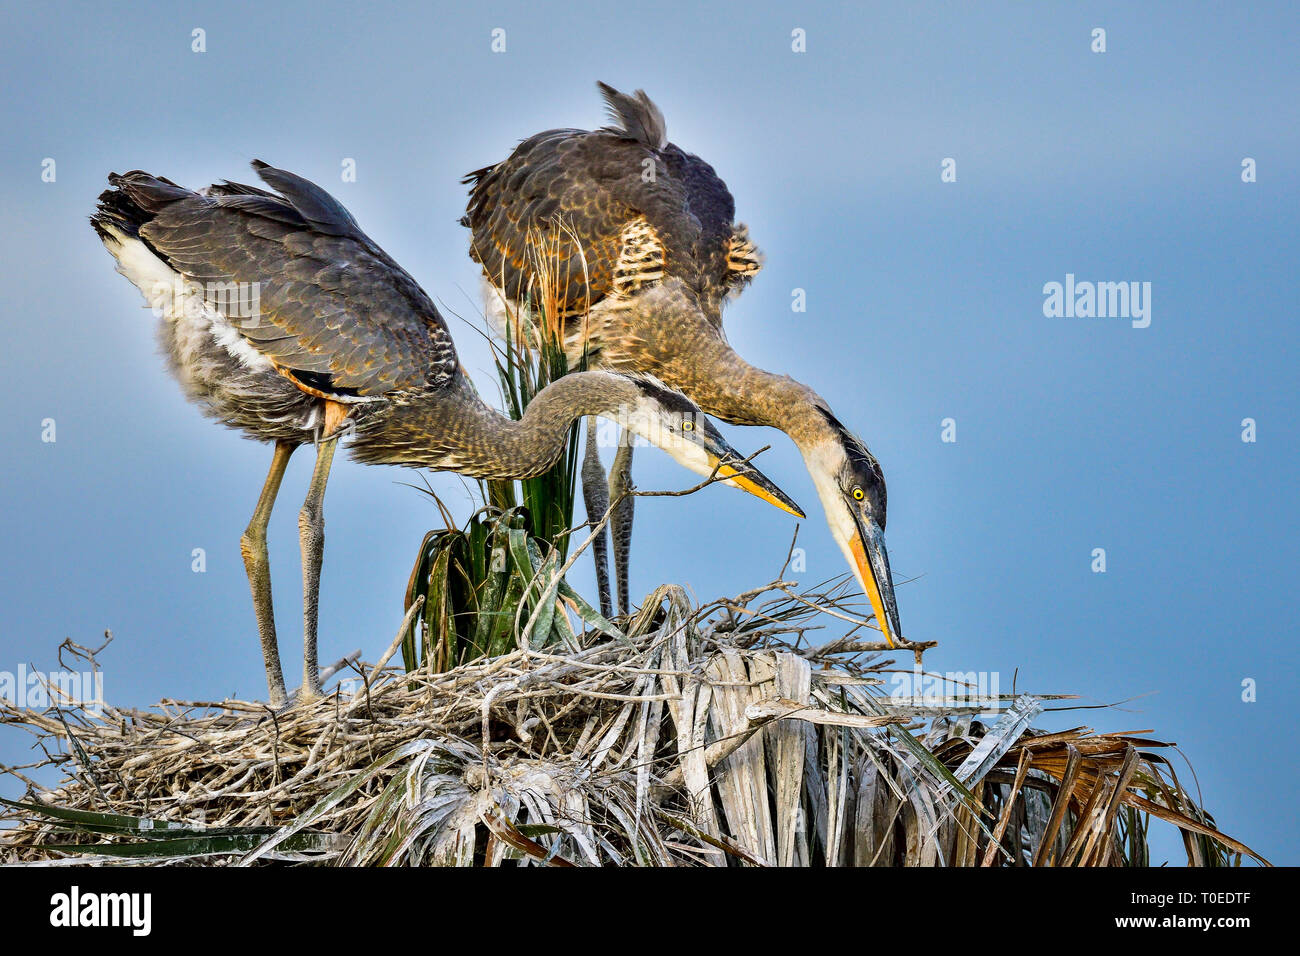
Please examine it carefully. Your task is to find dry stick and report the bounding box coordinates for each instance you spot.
[56,629,114,674]
[373,596,425,678]
[522,650,703,681]
[319,650,363,685]
[631,445,772,500]
[157,700,270,713]
[549,685,674,703]
[714,600,802,633]
[775,585,936,655]
[778,525,802,580]
[480,681,518,780]
[694,579,797,618]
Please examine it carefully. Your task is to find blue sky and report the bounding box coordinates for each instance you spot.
[2,1,1296,864]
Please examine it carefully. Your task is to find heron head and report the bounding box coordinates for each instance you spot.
[805,413,903,647]
[615,374,804,518]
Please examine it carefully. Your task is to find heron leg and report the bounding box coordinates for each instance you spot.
[609,436,636,616]
[297,434,338,702]
[240,440,296,708]
[581,416,613,619]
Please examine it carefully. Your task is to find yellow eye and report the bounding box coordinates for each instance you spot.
[852,487,865,501]
[681,420,695,431]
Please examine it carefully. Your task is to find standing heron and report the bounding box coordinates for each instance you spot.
[463,83,906,646]
[91,162,801,706]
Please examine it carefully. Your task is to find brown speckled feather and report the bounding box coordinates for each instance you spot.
[463,85,751,324]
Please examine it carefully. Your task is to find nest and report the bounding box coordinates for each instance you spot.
[0,580,1265,866]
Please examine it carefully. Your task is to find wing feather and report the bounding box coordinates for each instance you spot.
[102,163,456,396]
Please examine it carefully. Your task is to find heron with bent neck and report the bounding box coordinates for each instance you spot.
[91,162,801,707]
[463,83,904,646]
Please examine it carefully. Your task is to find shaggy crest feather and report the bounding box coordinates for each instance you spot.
[597,81,668,149]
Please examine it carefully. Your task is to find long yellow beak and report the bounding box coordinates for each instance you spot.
[849,520,901,648]
[713,462,806,518]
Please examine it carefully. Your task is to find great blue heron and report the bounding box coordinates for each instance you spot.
[463,83,906,646]
[91,162,801,706]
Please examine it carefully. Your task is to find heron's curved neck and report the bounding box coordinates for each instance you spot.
[610,285,837,451]
[351,372,636,478]
[646,336,836,452]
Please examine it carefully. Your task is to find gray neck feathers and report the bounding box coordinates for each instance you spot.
[349,371,639,478]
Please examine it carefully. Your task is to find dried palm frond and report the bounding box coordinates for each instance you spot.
[0,579,1266,867]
